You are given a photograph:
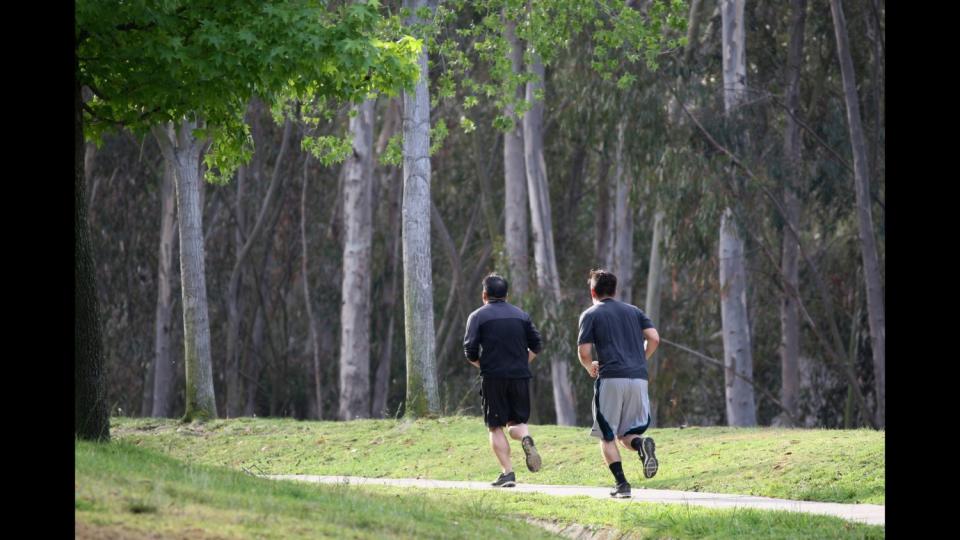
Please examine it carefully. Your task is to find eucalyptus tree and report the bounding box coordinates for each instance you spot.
[718,0,757,427]
[828,0,884,428]
[77,0,421,423]
[401,0,442,417]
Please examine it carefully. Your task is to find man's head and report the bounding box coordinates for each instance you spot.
[588,269,617,300]
[482,273,509,303]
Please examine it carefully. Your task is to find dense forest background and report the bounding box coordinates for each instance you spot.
[81,0,884,429]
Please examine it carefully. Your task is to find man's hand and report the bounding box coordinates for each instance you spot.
[578,343,596,377]
[468,359,480,369]
[528,350,538,363]
[643,328,660,360]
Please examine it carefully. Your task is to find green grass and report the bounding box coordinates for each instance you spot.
[76,440,884,539]
[75,441,556,539]
[352,484,884,539]
[112,416,884,504]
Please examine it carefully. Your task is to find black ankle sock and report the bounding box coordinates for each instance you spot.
[630,437,643,451]
[609,461,627,485]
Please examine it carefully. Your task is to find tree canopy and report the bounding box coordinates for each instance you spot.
[77,0,422,180]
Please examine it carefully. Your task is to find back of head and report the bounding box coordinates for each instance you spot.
[588,269,617,298]
[483,273,509,299]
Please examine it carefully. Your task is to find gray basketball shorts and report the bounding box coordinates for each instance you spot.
[590,378,651,441]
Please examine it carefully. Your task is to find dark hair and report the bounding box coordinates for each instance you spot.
[482,273,509,299]
[588,269,617,297]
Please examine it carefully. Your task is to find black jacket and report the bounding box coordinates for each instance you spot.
[463,299,542,379]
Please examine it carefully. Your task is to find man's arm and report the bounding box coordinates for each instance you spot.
[643,328,660,360]
[576,311,598,377]
[463,312,481,368]
[524,316,542,364]
[578,343,598,378]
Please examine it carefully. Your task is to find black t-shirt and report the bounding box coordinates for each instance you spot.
[463,299,542,379]
[577,298,655,379]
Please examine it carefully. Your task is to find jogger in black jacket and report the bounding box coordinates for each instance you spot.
[464,273,543,487]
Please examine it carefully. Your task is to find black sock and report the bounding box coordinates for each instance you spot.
[609,461,627,485]
[630,437,643,452]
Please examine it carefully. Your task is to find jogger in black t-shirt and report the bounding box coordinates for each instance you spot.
[577,269,661,498]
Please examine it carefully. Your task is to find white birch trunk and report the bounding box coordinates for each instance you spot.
[719,0,756,426]
[524,52,576,426]
[503,14,530,298]
[152,119,217,421]
[720,209,757,425]
[402,0,440,417]
[612,119,634,302]
[339,99,375,420]
[151,155,179,417]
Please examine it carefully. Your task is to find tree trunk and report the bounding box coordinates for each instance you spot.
[612,119,634,302]
[151,155,179,417]
[524,52,577,426]
[75,77,110,440]
[594,159,613,267]
[719,0,756,427]
[301,156,323,420]
[401,0,440,418]
[339,99,375,420]
[779,0,806,426]
[644,210,665,424]
[829,0,885,428]
[373,167,403,418]
[372,99,403,419]
[719,209,757,426]
[152,119,217,422]
[503,13,530,298]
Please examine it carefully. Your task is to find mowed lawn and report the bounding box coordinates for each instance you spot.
[76,441,556,540]
[76,441,884,539]
[111,415,884,504]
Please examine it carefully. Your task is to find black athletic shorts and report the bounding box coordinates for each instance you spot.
[480,376,531,428]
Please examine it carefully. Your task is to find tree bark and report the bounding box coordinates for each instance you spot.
[372,166,403,418]
[719,0,756,427]
[151,155,179,417]
[829,0,885,428]
[152,119,217,421]
[612,119,634,302]
[719,208,757,426]
[301,156,323,420]
[503,13,530,298]
[644,210,665,424]
[594,158,613,267]
[524,52,577,426]
[779,0,806,426]
[339,99,375,420]
[75,77,110,440]
[372,99,403,418]
[401,0,440,418]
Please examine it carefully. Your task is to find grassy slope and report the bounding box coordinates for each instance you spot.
[76,441,883,540]
[76,441,554,540]
[111,416,884,504]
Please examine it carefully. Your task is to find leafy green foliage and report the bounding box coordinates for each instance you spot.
[302,134,354,167]
[417,0,689,138]
[77,0,422,181]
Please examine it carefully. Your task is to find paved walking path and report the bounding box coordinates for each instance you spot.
[264,474,884,527]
